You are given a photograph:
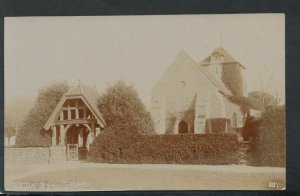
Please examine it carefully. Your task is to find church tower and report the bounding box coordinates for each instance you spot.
[200,47,246,97]
[208,50,224,82]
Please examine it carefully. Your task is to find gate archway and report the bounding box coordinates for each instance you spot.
[65,124,90,160]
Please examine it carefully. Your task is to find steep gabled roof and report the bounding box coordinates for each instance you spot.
[150,49,231,96]
[182,50,231,95]
[200,47,246,69]
[43,85,106,130]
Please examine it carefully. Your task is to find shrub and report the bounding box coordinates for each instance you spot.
[248,91,278,111]
[248,106,285,167]
[15,82,69,147]
[97,80,155,135]
[89,133,239,165]
[242,115,260,141]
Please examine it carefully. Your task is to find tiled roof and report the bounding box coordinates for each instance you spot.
[180,49,232,95]
[43,84,106,130]
[151,49,231,96]
[200,47,245,69]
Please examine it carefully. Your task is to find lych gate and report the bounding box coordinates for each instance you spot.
[44,85,106,161]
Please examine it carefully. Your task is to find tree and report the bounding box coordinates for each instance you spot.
[97,80,155,135]
[15,82,69,147]
[225,94,250,115]
[248,91,278,111]
[4,126,16,146]
[89,81,154,162]
[241,115,260,141]
[5,96,34,138]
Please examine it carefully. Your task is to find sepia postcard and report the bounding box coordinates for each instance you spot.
[4,14,285,191]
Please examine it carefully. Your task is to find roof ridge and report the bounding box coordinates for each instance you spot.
[180,50,231,95]
[199,47,245,69]
[151,49,232,96]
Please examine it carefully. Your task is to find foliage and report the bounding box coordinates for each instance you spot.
[241,115,260,141]
[4,126,16,146]
[248,91,278,111]
[97,80,155,135]
[89,132,239,165]
[248,106,285,167]
[226,91,277,115]
[5,126,16,138]
[221,63,243,96]
[15,82,69,147]
[226,95,250,115]
[5,96,33,132]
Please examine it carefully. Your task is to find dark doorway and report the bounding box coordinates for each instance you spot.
[65,124,89,160]
[178,120,188,134]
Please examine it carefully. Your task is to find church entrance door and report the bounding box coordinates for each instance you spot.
[178,120,188,134]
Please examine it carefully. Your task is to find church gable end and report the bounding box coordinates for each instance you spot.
[151,48,246,135]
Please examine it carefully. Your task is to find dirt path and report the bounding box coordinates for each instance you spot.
[5,162,285,191]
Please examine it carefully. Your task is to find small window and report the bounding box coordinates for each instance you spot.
[63,110,68,120]
[78,109,84,119]
[70,100,76,107]
[71,110,76,119]
[86,110,92,119]
[77,99,83,107]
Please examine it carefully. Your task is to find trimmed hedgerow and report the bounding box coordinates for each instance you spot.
[88,131,239,165]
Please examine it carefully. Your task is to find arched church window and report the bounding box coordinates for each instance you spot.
[232,112,237,127]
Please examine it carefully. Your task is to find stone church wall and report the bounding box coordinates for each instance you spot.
[165,110,195,134]
[224,98,245,128]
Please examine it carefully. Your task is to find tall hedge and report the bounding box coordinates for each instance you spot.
[89,132,239,165]
[15,82,69,147]
[248,106,285,167]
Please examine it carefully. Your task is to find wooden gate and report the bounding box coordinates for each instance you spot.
[67,144,79,161]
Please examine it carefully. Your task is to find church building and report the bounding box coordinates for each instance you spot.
[150,47,246,134]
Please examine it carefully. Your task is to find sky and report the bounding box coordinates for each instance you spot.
[5,14,285,108]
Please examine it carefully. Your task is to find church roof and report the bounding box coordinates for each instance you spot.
[200,47,246,69]
[43,84,106,130]
[183,50,232,95]
[150,49,231,96]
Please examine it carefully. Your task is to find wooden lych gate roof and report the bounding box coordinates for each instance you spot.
[43,84,106,130]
